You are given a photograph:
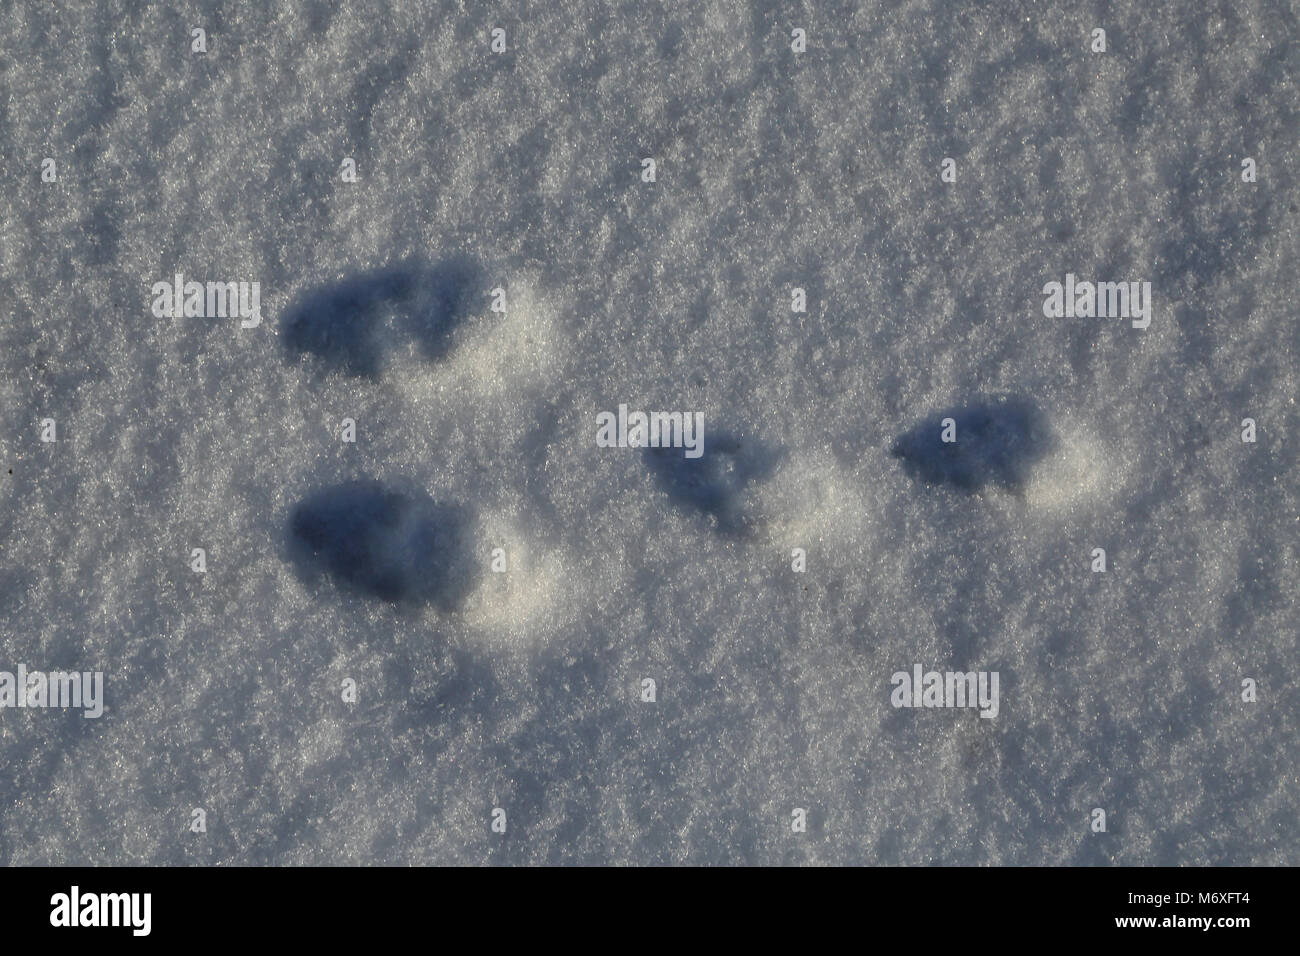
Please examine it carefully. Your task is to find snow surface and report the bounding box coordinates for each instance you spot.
[0,0,1296,864]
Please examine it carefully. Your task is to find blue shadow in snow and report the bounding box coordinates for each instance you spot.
[890,395,1056,493]
[281,257,482,378]
[287,481,476,609]
[644,431,775,535]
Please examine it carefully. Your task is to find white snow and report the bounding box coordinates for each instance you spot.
[0,0,1295,864]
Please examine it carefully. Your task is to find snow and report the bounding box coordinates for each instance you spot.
[0,0,1295,864]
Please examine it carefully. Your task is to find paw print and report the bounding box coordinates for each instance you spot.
[280,258,484,609]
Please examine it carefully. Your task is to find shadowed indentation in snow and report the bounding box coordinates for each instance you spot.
[408,256,483,362]
[645,432,775,534]
[288,481,476,609]
[281,258,482,377]
[891,395,1056,493]
[281,266,414,378]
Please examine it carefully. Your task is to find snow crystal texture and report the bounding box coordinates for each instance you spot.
[0,0,1296,865]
